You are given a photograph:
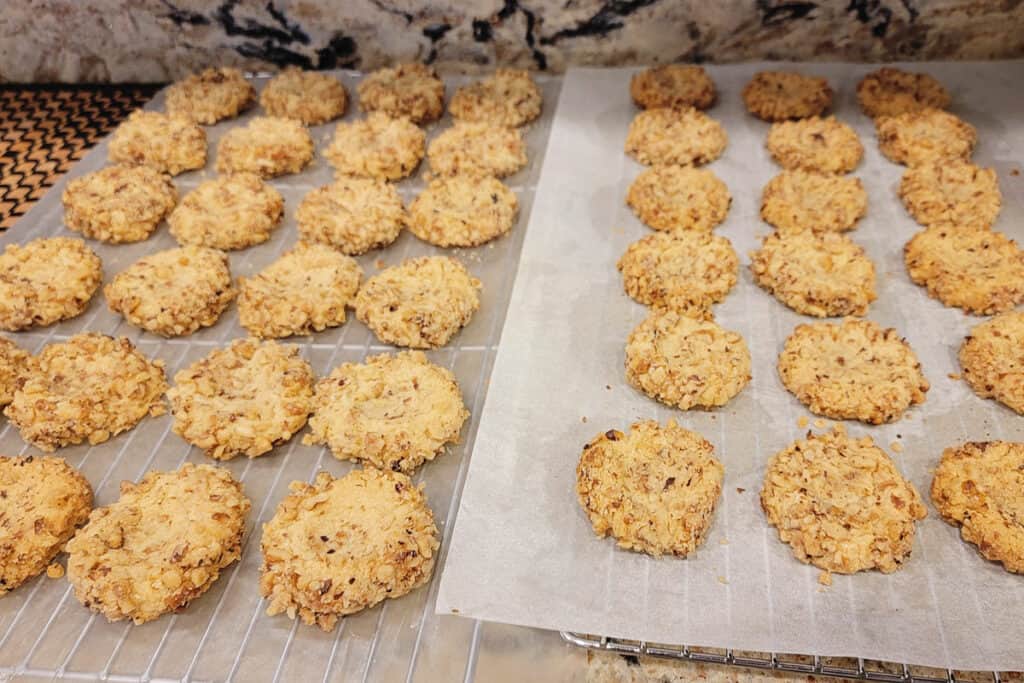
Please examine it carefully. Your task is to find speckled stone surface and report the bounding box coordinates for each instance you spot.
[1,1,1022,82]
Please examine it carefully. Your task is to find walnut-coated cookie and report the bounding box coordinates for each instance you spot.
[62,164,177,243]
[778,318,928,424]
[624,107,727,166]
[762,427,926,576]
[325,112,425,181]
[104,246,235,337]
[66,463,250,624]
[576,420,723,557]
[0,456,92,596]
[898,160,1001,230]
[760,171,867,234]
[357,62,444,124]
[959,311,1024,414]
[260,468,438,631]
[0,337,29,407]
[904,225,1024,315]
[875,108,976,167]
[629,64,716,110]
[749,231,877,318]
[449,69,542,128]
[165,67,254,125]
[4,333,167,451]
[407,175,519,247]
[626,166,731,232]
[354,256,481,349]
[296,176,404,255]
[167,338,314,460]
[427,122,527,178]
[617,232,738,312]
[238,242,362,339]
[169,173,283,250]
[742,71,832,121]
[765,116,863,174]
[0,237,102,331]
[857,67,951,119]
[108,110,206,176]
[304,351,468,473]
[216,116,314,178]
[625,309,751,410]
[932,441,1024,573]
[260,67,347,125]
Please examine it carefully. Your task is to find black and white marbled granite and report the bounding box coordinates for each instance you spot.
[1,0,1022,82]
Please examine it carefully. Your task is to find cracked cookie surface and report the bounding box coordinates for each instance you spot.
[407,175,518,247]
[325,112,425,181]
[165,67,254,124]
[742,71,832,121]
[169,173,283,250]
[449,69,542,128]
[624,108,727,166]
[766,116,862,174]
[960,311,1024,414]
[618,232,738,312]
[626,166,731,232]
[857,67,950,119]
[216,116,314,178]
[630,65,716,110]
[63,164,177,244]
[260,67,347,125]
[357,62,444,124]
[760,171,867,234]
[108,110,206,176]
[898,160,1001,230]
[0,237,102,331]
[296,176,404,255]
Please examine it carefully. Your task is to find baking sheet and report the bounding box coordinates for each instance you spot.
[436,61,1024,672]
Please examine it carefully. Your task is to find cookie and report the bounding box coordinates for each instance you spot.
[0,337,29,406]
[629,64,716,110]
[576,420,723,557]
[259,468,438,631]
[426,122,527,178]
[762,427,926,576]
[959,311,1024,414]
[104,246,235,337]
[407,175,519,247]
[304,351,468,473]
[357,62,444,124]
[760,171,867,234]
[778,318,928,424]
[448,69,542,128]
[626,166,731,232]
[62,164,177,243]
[932,441,1024,574]
[65,463,249,624]
[260,67,347,125]
[0,456,92,596]
[108,110,207,176]
[857,67,951,119]
[617,232,738,312]
[749,231,877,317]
[624,107,727,166]
[742,71,832,121]
[875,108,976,167]
[898,159,1001,230]
[0,236,102,331]
[765,116,863,174]
[904,225,1024,315]
[238,242,362,339]
[167,338,314,460]
[165,67,254,124]
[168,173,284,250]
[216,116,314,178]
[5,333,167,451]
[325,112,425,181]
[296,176,404,255]
[354,256,481,349]
[625,309,751,410]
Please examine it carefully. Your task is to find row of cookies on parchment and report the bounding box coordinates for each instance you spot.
[575,64,1022,586]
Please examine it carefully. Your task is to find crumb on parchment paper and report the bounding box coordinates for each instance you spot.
[46,562,64,579]
[818,570,832,586]
[891,441,904,453]
[797,415,809,428]
[948,372,961,380]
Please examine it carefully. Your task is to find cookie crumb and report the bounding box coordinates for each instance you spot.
[948,372,962,380]
[46,562,65,579]
[581,416,588,423]
[797,416,809,428]
[818,571,833,586]
[736,487,746,493]
[717,575,728,585]
[814,419,828,429]
[1011,168,1021,176]
[891,441,904,453]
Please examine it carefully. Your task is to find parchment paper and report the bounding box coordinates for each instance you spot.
[436,62,1024,672]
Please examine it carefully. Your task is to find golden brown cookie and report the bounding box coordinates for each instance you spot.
[625,309,751,410]
[357,62,444,124]
[296,176,405,255]
[5,333,167,451]
[259,67,347,125]
[0,337,29,407]
[959,311,1024,414]
[629,64,716,110]
[216,116,314,178]
[0,237,102,331]
[108,110,207,176]
[407,175,519,247]
[778,318,928,424]
[760,171,867,234]
[765,116,863,174]
[576,420,723,557]
[66,463,249,624]
[898,159,1001,230]
[62,164,177,243]
[427,122,527,178]
[354,256,482,349]
[260,468,438,631]
[624,107,727,166]
[168,173,284,250]
[762,427,926,576]
[304,351,468,473]
[165,67,255,124]
[325,112,425,181]
[626,165,731,232]
[904,225,1024,315]
[875,108,976,167]
[749,231,877,317]
[742,71,832,121]
[448,69,542,128]
[857,67,951,119]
